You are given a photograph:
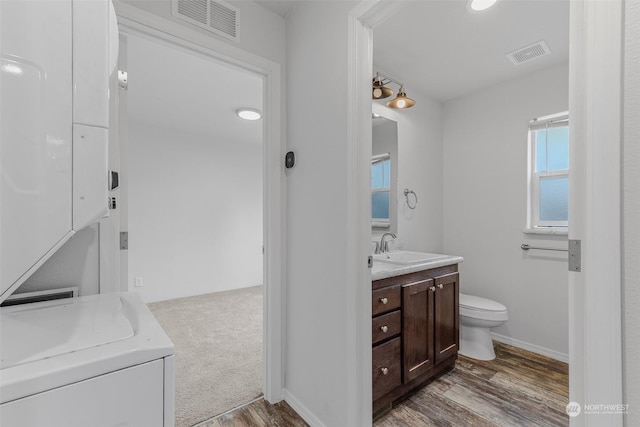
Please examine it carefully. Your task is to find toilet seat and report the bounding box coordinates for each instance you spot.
[459,293,508,322]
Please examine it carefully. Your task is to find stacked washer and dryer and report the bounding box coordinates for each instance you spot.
[0,1,175,425]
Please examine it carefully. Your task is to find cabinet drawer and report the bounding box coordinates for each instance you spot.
[372,310,401,345]
[372,286,401,316]
[372,337,401,401]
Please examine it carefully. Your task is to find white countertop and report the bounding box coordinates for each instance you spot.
[372,254,464,281]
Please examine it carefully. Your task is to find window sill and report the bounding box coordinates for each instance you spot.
[523,227,568,236]
[372,222,390,229]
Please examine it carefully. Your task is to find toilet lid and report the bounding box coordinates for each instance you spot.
[460,293,506,312]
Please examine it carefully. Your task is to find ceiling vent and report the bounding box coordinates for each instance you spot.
[507,40,551,65]
[172,0,239,41]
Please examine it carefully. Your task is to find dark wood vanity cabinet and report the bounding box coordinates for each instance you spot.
[372,265,459,413]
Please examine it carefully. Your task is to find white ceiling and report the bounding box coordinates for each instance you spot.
[126,1,568,140]
[254,0,297,18]
[127,35,263,144]
[373,0,569,102]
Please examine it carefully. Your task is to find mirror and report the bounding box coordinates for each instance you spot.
[372,116,398,233]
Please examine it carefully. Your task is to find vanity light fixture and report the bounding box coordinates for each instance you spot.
[372,73,393,99]
[386,86,416,109]
[468,0,499,12]
[235,107,262,121]
[372,72,416,109]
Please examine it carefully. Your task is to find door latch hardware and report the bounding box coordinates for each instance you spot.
[120,232,129,250]
[118,70,128,90]
[108,197,117,210]
[568,239,581,272]
[367,255,373,269]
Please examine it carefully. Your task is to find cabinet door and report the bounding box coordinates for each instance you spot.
[434,273,459,364]
[372,337,402,401]
[402,278,434,383]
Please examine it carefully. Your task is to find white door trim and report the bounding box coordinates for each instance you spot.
[99,34,125,294]
[346,1,408,425]
[568,1,623,425]
[346,7,372,426]
[110,3,285,403]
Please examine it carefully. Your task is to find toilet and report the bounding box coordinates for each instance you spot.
[459,293,508,361]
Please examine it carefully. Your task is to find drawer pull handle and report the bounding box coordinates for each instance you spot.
[380,297,388,304]
[381,367,389,376]
[380,325,388,333]
[437,284,444,289]
[429,286,436,292]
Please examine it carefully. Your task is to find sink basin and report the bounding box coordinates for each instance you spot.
[373,251,448,265]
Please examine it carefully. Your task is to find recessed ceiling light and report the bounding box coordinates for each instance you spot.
[236,108,262,121]
[468,0,499,12]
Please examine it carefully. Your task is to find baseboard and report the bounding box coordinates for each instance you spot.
[491,332,569,363]
[282,389,327,427]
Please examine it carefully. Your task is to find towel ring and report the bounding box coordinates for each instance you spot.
[404,188,417,209]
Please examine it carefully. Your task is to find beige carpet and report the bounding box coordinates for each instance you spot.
[148,286,263,427]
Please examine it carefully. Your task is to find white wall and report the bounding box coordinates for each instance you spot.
[373,92,444,253]
[623,1,640,423]
[128,123,263,303]
[285,2,355,425]
[442,63,570,360]
[116,0,285,67]
[16,224,100,296]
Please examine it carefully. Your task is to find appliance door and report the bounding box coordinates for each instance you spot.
[0,0,73,301]
[0,359,165,427]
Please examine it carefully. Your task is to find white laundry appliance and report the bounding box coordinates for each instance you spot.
[0,0,175,425]
[0,293,175,426]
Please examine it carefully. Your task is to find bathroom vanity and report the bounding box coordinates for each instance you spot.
[371,253,463,414]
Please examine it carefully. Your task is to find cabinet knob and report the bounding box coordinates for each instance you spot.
[380,297,388,304]
[437,284,444,289]
[380,325,388,333]
[429,286,436,292]
[380,367,389,376]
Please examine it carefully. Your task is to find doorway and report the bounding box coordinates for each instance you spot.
[123,32,264,425]
[349,1,625,425]
[105,4,285,424]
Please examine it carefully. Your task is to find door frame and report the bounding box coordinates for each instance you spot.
[103,2,285,404]
[347,0,625,425]
[568,1,623,425]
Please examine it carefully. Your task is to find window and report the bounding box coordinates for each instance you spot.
[372,153,391,226]
[528,112,569,230]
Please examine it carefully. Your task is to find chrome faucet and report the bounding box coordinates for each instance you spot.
[378,232,397,254]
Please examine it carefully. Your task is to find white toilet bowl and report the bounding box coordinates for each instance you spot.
[459,293,508,361]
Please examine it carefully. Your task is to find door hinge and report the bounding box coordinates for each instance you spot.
[108,197,117,210]
[568,239,581,272]
[118,70,128,90]
[120,232,129,250]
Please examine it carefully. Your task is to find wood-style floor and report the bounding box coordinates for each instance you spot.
[196,342,568,426]
[195,398,308,427]
[374,342,569,427]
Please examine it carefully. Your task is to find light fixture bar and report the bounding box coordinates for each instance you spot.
[373,71,416,108]
[375,72,405,89]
